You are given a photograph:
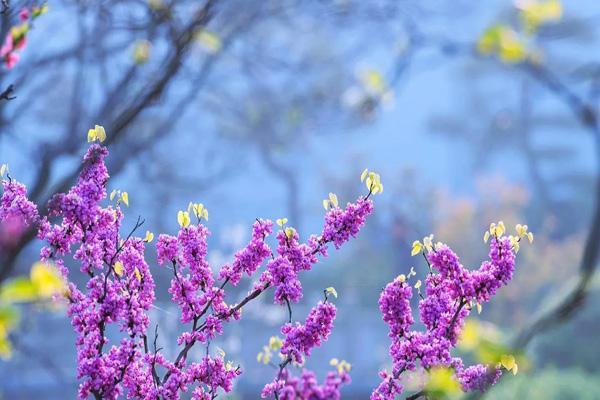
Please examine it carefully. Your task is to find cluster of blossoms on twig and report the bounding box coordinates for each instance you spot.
[0,126,529,399]
[0,3,48,69]
[258,333,352,400]
[255,288,359,399]
[0,164,39,249]
[372,222,532,399]
[0,127,381,399]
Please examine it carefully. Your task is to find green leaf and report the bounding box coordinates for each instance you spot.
[30,262,66,298]
[325,287,338,298]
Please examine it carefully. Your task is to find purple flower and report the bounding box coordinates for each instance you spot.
[156,234,178,265]
[321,197,373,250]
[9,140,378,399]
[280,301,337,364]
[218,219,273,286]
[373,236,519,397]
[261,368,351,399]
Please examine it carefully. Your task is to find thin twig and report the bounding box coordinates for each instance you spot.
[0,84,16,100]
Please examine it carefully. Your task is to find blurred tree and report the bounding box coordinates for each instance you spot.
[354,0,600,352]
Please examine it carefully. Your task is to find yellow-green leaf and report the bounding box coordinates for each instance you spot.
[360,168,369,182]
[276,218,288,227]
[328,193,338,208]
[0,277,37,303]
[285,227,295,239]
[458,320,479,351]
[501,354,516,371]
[121,192,129,207]
[114,261,124,277]
[178,211,191,228]
[0,305,19,333]
[527,231,534,243]
[144,231,154,243]
[325,286,338,298]
[30,262,66,299]
[196,30,222,53]
[94,125,107,142]
[426,367,461,397]
[0,335,12,359]
[87,128,96,142]
[268,336,282,351]
[411,241,422,256]
[133,40,151,64]
[360,69,385,94]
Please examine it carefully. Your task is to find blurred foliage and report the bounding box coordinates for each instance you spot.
[532,286,600,373]
[477,0,562,63]
[458,320,528,374]
[195,29,223,54]
[425,367,461,399]
[0,262,65,359]
[484,368,600,400]
[432,177,582,329]
[0,305,18,359]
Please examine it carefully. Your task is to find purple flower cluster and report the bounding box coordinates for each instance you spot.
[261,367,351,400]
[260,198,374,305]
[260,300,338,399]
[453,360,502,392]
[322,197,373,250]
[0,179,39,225]
[1,138,377,399]
[121,352,241,400]
[372,235,519,399]
[218,219,273,285]
[260,229,316,305]
[280,301,337,364]
[161,224,220,325]
[0,179,39,249]
[5,138,525,400]
[34,144,157,399]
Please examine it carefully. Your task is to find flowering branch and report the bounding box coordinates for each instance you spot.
[372,223,532,399]
[0,126,384,399]
[1,124,529,400]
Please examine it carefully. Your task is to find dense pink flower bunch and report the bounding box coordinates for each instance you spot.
[0,136,376,399]
[372,232,523,399]
[0,3,47,69]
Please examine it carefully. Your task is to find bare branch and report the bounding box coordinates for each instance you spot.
[0,84,15,100]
